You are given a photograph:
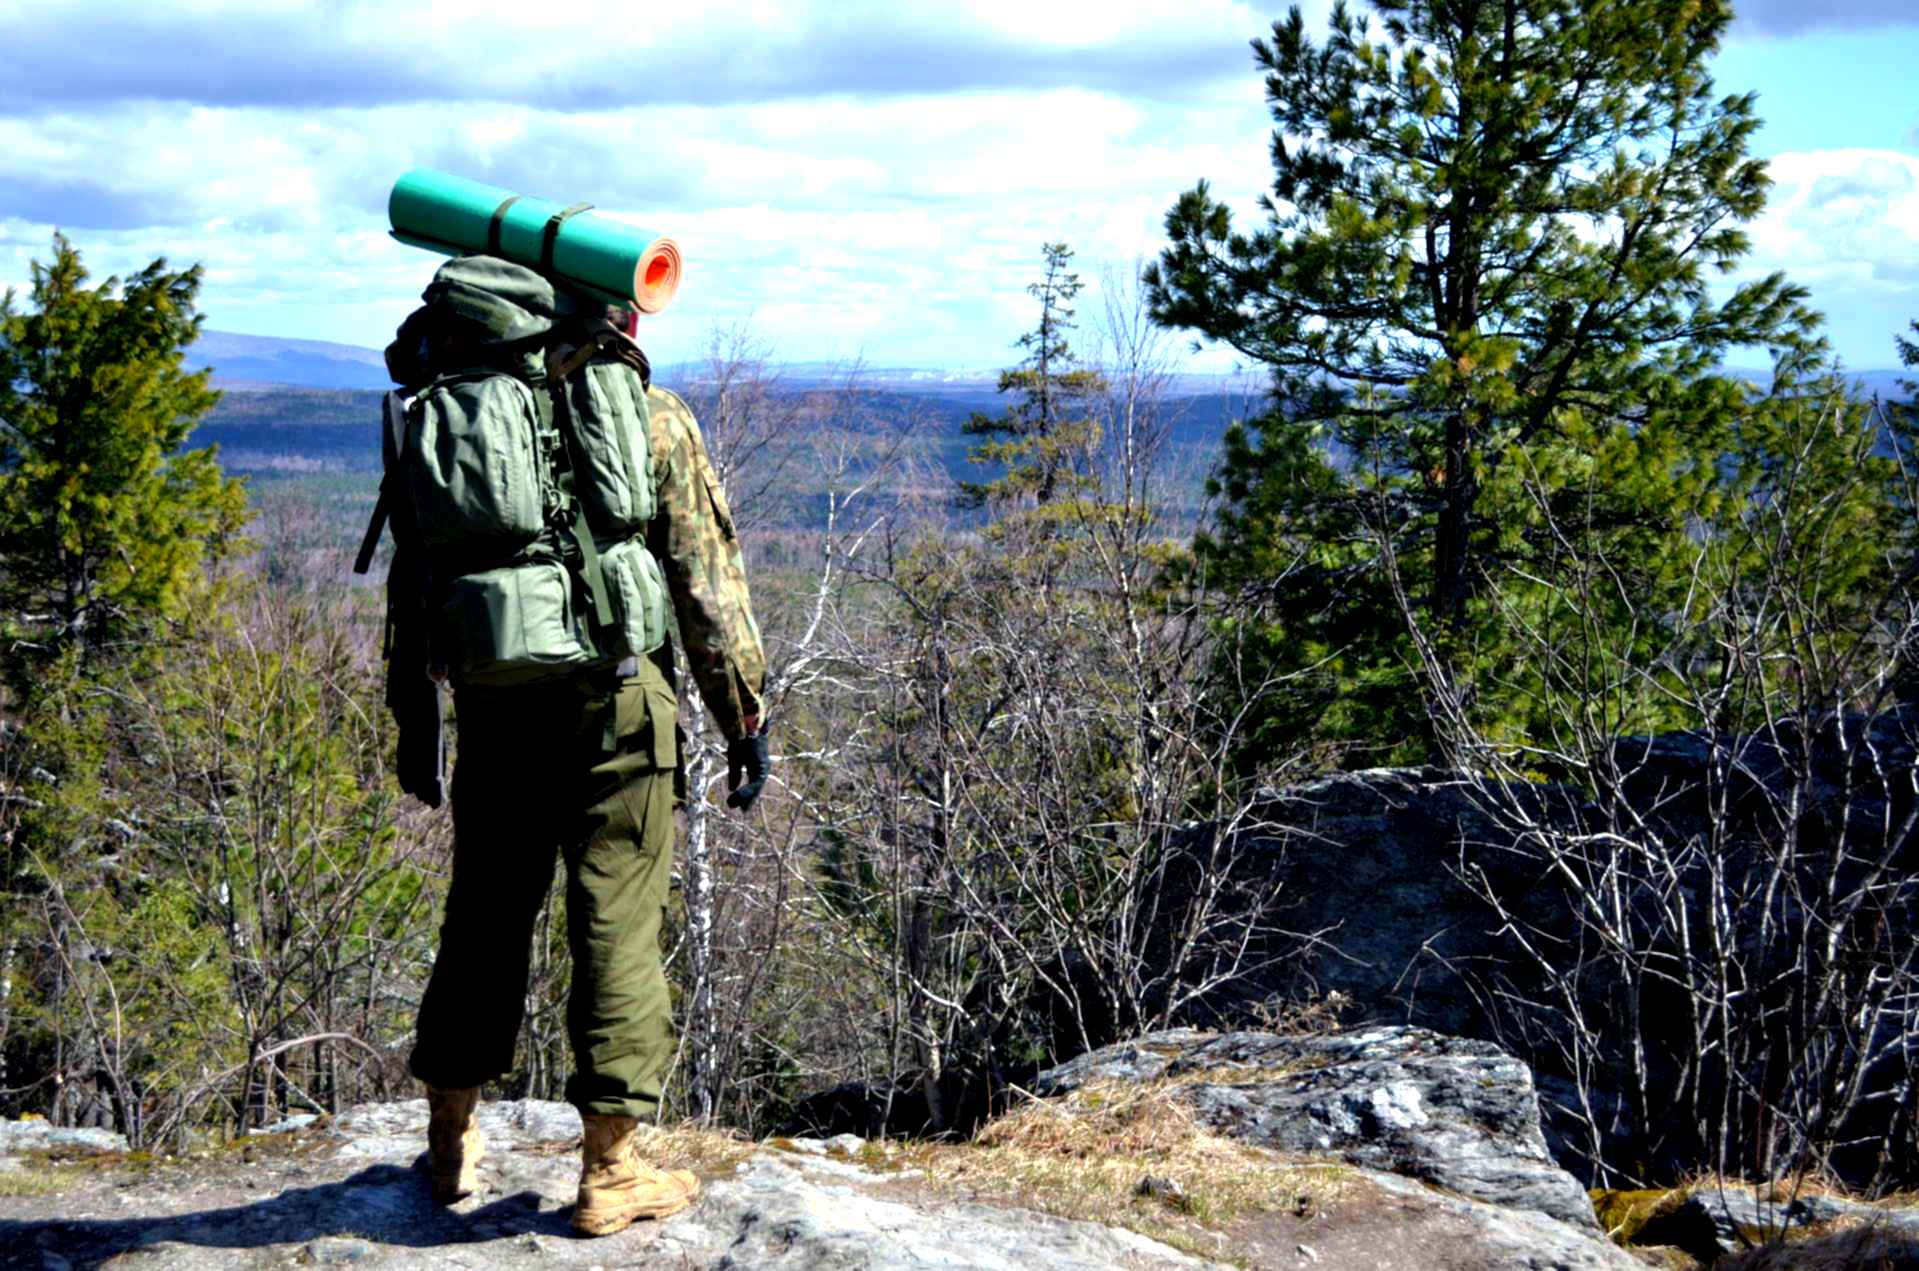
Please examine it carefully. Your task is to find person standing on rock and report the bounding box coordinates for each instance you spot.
[366,263,770,1237]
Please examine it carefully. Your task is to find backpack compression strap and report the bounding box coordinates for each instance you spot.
[527,373,617,633]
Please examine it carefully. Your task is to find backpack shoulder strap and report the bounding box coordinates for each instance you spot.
[353,391,412,575]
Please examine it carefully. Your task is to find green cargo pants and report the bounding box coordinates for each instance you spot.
[409,658,680,1119]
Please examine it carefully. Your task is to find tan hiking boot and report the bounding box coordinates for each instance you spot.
[573,1112,700,1235]
[425,1084,484,1204]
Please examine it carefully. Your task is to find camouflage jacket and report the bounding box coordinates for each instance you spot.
[644,386,766,742]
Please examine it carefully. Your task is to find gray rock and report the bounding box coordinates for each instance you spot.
[1035,1029,1214,1089]
[697,1155,1219,1269]
[0,1119,128,1155]
[1361,1171,1642,1270]
[1039,1026,1601,1232]
[1216,768,1545,1042]
[776,1136,830,1155]
[252,1114,318,1136]
[0,1087,1677,1271]
[302,1235,378,1263]
[1641,1186,1919,1260]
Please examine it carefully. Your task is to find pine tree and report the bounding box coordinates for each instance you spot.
[0,234,247,661]
[1146,0,1826,757]
[962,243,1108,511]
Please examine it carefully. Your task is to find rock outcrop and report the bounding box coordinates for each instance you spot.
[0,1119,127,1165]
[0,1036,1642,1271]
[1211,766,1547,1043]
[8,1027,1915,1268]
[1190,735,1919,1190]
[1037,1025,1600,1232]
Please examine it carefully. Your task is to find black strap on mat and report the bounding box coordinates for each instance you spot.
[541,202,593,272]
[486,196,522,256]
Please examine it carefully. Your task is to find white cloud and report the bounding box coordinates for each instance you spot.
[0,59,1274,368]
[0,1,1284,110]
[15,2,1904,375]
[1748,149,1919,287]
[1739,149,1919,365]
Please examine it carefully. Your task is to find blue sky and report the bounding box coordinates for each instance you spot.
[1,1,1915,374]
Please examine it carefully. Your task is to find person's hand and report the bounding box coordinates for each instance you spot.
[726,732,770,812]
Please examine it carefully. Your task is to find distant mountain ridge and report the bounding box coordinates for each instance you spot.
[187,329,1911,402]
[185,330,1258,396]
[188,330,390,390]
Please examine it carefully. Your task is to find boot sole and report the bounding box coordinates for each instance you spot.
[572,1187,698,1234]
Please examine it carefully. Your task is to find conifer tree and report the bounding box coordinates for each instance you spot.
[1146,0,1826,756]
[0,234,246,661]
[962,243,1108,510]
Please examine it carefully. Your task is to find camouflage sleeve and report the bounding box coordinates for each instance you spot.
[645,386,767,741]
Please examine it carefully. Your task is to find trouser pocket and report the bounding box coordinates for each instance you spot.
[610,662,679,770]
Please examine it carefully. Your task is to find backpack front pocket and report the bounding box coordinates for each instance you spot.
[407,373,547,554]
[441,560,592,686]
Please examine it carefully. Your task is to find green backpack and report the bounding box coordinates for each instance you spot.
[355,256,671,693]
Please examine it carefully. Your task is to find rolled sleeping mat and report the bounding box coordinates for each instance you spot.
[388,168,682,314]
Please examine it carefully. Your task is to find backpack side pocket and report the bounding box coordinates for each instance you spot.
[599,538,670,659]
[559,358,653,537]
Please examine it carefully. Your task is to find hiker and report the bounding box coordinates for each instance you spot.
[359,256,769,1235]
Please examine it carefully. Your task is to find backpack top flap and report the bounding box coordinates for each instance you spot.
[421,255,598,345]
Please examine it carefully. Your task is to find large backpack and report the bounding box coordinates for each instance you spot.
[355,256,671,695]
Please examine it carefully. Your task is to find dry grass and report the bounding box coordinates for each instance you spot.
[638,1121,758,1175]
[889,1079,1353,1265]
[1155,1059,1318,1090]
[1592,1187,1691,1244]
[1595,1172,1919,1267]
[0,1162,87,1197]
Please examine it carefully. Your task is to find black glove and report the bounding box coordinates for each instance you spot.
[726,732,770,812]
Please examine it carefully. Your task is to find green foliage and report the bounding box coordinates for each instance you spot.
[1146,0,1835,761]
[962,244,1109,510]
[0,234,248,663]
[1,580,430,1141]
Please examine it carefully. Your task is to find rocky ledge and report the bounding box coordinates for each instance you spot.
[12,1026,1914,1269]
[1,1098,1214,1271]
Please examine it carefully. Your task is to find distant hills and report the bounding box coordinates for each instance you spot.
[187,329,1910,403]
[184,330,1256,400]
[187,331,392,390]
[183,329,1911,525]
